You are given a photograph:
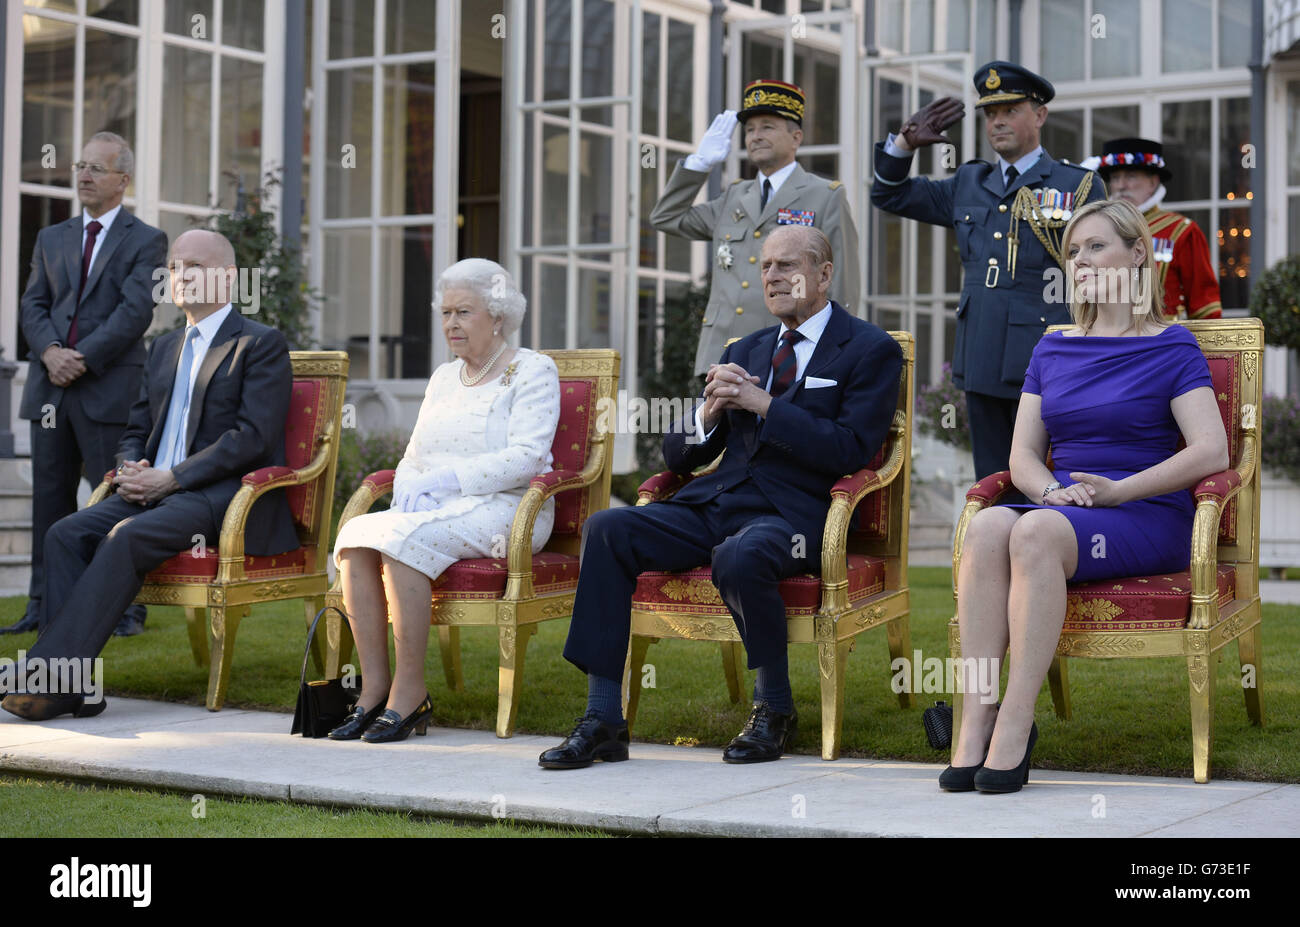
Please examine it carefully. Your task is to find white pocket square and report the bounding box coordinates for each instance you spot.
[805,376,837,389]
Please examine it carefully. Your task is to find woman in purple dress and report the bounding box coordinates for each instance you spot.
[943,199,1228,793]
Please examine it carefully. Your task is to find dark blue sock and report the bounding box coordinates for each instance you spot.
[753,654,793,714]
[586,674,624,724]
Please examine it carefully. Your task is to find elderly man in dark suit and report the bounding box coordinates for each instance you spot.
[1,230,298,722]
[1,131,165,637]
[539,225,902,768]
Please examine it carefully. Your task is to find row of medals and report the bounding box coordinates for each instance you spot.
[1030,186,1075,222]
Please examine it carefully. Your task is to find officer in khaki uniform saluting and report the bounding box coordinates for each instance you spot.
[871,62,1106,488]
[651,79,860,375]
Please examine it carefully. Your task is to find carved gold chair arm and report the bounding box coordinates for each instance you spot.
[88,470,115,506]
[819,409,908,616]
[1187,430,1257,630]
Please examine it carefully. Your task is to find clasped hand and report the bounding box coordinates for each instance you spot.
[43,345,86,388]
[1041,472,1127,508]
[113,459,180,505]
[392,465,460,513]
[699,363,769,432]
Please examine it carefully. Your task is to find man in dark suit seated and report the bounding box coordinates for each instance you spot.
[1,230,299,722]
[540,225,903,768]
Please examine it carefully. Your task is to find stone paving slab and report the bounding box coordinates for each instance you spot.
[1,697,1296,837]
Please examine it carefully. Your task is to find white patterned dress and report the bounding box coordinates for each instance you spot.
[333,348,560,580]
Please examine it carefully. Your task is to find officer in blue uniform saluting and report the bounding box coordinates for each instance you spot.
[871,62,1106,489]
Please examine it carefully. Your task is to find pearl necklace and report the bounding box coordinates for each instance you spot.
[460,340,509,386]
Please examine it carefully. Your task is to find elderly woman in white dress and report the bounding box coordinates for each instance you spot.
[330,259,561,743]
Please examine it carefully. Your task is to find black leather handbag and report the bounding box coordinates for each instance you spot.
[922,700,954,750]
[290,605,361,738]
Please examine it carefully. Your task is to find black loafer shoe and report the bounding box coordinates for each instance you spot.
[328,697,389,740]
[722,701,797,764]
[113,611,146,638]
[538,710,630,769]
[1,693,108,721]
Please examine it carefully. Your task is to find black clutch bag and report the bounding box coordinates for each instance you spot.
[922,700,953,750]
[290,605,361,738]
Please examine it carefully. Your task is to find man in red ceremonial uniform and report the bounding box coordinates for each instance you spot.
[1094,137,1222,320]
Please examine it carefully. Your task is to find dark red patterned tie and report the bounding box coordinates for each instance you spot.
[769,330,803,397]
[69,219,102,347]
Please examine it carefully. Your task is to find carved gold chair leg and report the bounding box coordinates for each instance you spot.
[438,626,464,692]
[1047,655,1072,720]
[948,620,963,762]
[624,635,655,728]
[1187,650,1216,784]
[885,616,912,709]
[184,607,209,666]
[496,622,535,738]
[817,637,852,760]
[1238,620,1263,726]
[303,595,328,677]
[206,604,251,711]
[720,640,745,704]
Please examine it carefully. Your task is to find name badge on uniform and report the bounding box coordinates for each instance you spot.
[1153,237,1174,262]
[777,208,815,226]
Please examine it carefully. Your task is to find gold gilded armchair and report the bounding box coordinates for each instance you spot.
[948,318,1263,782]
[625,332,915,760]
[325,349,619,737]
[88,351,350,710]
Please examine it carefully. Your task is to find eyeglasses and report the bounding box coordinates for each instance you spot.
[71,162,125,177]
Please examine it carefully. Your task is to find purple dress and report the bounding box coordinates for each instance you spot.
[1006,325,1213,582]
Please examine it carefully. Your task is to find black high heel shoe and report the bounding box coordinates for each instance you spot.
[361,693,433,743]
[973,721,1038,793]
[939,702,997,792]
[327,697,388,741]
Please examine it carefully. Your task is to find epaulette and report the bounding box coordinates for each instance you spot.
[829,180,843,190]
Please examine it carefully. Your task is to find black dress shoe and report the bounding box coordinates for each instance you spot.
[939,702,997,791]
[361,693,433,743]
[538,710,630,769]
[974,721,1039,794]
[328,699,388,740]
[0,606,40,635]
[1,693,108,721]
[113,608,147,637]
[722,701,797,764]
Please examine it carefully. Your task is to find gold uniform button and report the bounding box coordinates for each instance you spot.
[998,204,1008,213]
[741,281,749,289]
[754,230,762,238]
[964,214,970,221]
[1040,316,1046,322]
[724,233,731,240]
[735,307,744,314]
[994,231,1003,240]
[749,256,757,263]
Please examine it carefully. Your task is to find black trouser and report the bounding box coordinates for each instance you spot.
[27,387,145,629]
[26,492,217,662]
[965,390,1026,505]
[563,481,813,683]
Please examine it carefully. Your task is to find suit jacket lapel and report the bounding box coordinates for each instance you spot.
[761,164,809,223]
[145,329,187,462]
[186,311,244,450]
[741,177,763,225]
[79,211,133,304]
[802,302,850,383]
[743,327,780,455]
[63,218,84,297]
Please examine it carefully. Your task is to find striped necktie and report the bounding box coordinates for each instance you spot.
[769,330,803,397]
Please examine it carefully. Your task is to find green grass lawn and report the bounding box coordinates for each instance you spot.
[1,566,1296,782]
[0,776,607,837]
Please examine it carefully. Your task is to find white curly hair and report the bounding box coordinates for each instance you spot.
[432,259,527,335]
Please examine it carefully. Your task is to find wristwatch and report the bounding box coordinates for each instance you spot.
[1042,481,1063,502]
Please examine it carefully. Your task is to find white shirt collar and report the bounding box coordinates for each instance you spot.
[759,160,799,196]
[83,203,122,233]
[998,146,1044,182]
[776,300,833,349]
[188,304,234,344]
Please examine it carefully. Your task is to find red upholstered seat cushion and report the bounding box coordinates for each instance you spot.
[1063,565,1236,632]
[145,545,313,583]
[850,446,889,540]
[550,379,595,538]
[631,554,887,618]
[1203,352,1239,544]
[429,552,579,600]
[284,379,326,532]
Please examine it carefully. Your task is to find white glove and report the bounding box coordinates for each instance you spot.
[684,110,738,172]
[392,466,458,513]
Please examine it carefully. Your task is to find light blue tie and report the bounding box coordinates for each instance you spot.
[158,327,200,469]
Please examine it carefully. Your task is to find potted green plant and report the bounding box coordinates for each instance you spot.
[1252,257,1300,570]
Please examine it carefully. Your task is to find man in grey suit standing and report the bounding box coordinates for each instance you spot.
[1,230,298,722]
[1,132,164,637]
[651,80,860,376]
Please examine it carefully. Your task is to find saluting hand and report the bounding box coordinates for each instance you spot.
[688,111,739,170]
[896,96,965,152]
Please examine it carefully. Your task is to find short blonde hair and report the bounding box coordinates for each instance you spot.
[1061,198,1166,332]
